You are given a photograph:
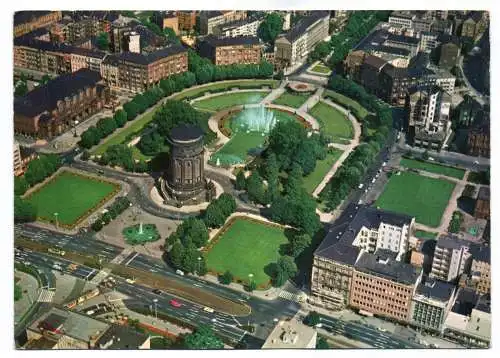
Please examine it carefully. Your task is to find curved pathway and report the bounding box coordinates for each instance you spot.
[311,98,362,198]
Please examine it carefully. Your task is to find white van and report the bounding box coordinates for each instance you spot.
[203,307,214,313]
[176,269,185,276]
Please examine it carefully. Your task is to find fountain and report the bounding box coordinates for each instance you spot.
[139,222,143,235]
[233,105,278,134]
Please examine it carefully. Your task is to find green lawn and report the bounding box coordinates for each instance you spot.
[375,171,455,227]
[414,230,438,240]
[399,158,465,179]
[323,89,369,120]
[172,80,278,101]
[272,91,311,109]
[309,102,354,139]
[26,171,119,226]
[93,111,155,156]
[205,218,289,287]
[192,91,268,111]
[310,64,331,74]
[303,149,343,194]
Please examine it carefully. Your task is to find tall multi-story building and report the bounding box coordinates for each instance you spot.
[431,235,473,283]
[100,45,188,92]
[274,11,330,69]
[311,205,415,310]
[350,249,422,323]
[196,35,261,66]
[443,288,490,347]
[410,277,456,333]
[14,11,62,38]
[14,69,110,139]
[406,86,452,149]
[460,12,488,39]
[388,11,414,30]
[213,17,263,38]
[198,11,247,35]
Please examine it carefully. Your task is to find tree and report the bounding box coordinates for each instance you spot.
[40,74,51,85]
[316,336,330,349]
[14,176,29,196]
[219,270,233,285]
[169,241,184,269]
[91,220,104,232]
[14,80,28,97]
[80,150,91,161]
[272,255,298,287]
[288,232,312,257]
[235,170,246,190]
[96,32,110,50]
[185,218,209,248]
[181,243,200,274]
[197,256,208,276]
[138,131,165,156]
[246,280,257,292]
[268,120,307,171]
[114,109,128,127]
[257,13,284,44]
[285,163,304,198]
[304,311,321,326]
[123,101,140,120]
[163,27,180,43]
[204,202,226,228]
[216,193,236,217]
[246,171,266,204]
[309,41,330,62]
[183,325,224,349]
[14,196,37,223]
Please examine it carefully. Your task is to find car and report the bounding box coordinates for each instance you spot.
[364,189,368,193]
[203,306,215,313]
[358,184,364,189]
[125,278,136,284]
[428,157,434,161]
[175,269,185,276]
[169,299,182,308]
[371,178,376,183]
[152,289,162,295]
[474,160,479,165]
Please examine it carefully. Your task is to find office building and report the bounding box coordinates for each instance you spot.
[197,35,261,65]
[410,277,456,332]
[406,86,452,149]
[14,69,110,139]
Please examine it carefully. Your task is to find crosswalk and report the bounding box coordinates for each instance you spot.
[279,290,307,303]
[90,269,110,284]
[38,289,55,302]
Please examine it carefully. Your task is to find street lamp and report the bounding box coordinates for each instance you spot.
[197,257,202,274]
[54,212,59,228]
[153,298,158,320]
[73,120,79,137]
[248,273,254,289]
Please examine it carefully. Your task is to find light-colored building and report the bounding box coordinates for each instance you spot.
[70,48,106,73]
[199,10,247,35]
[469,243,490,295]
[213,17,263,38]
[430,235,472,282]
[124,31,141,53]
[419,31,439,53]
[443,288,490,347]
[410,277,456,332]
[262,319,317,349]
[388,11,414,30]
[274,11,330,69]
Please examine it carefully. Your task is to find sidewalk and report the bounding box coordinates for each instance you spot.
[200,273,282,301]
[14,270,40,325]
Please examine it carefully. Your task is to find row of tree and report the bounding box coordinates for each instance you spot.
[15,154,62,195]
[203,193,237,229]
[97,144,149,173]
[319,76,393,211]
[91,196,131,232]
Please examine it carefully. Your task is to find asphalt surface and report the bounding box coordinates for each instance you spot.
[318,314,423,349]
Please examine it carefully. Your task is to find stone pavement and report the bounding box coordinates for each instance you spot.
[14,270,40,325]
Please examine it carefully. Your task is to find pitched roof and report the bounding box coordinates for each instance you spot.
[386,33,420,45]
[284,11,330,42]
[70,47,107,59]
[117,44,187,65]
[14,69,102,118]
[470,243,490,263]
[14,11,52,25]
[170,124,204,142]
[96,324,149,349]
[436,235,471,250]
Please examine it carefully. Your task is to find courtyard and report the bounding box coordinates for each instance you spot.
[204,217,289,288]
[25,170,120,227]
[375,171,456,228]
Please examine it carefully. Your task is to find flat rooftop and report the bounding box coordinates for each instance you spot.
[262,319,316,349]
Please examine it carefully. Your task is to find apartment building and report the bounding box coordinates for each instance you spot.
[406,86,452,149]
[443,288,490,347]
[152,11,179,34]
[431,235,473,282]
[199,11,247,35]
[388,11,414,29]
[470,244,490,295]
[196,35,262,66]
[311,205,415,310]
[177,11,197,32]
[474,186,490,220]
[70,48,106,73]
[14,69,110,139]
[100,45,188,92]
[410,277,456,332]
[460,12,488,39]
[14,38,73,75]
[274,11,330,69]
[213,17,263,38]
[350,249,422,323]
[14,11,62,38]
[467,121,490,158]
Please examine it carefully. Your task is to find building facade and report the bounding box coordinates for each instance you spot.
[13,141,23,176]
[14,11,62,38]
[70,49,106,73]
[14,69,110,139]
[199,11,247,35]
[470,244,490,295]
[177,11,197,32]
[467,121,490,158]
[213,17,263,38]
[474,186,490,219]
[196,35,262,65]
[431,236,472,283]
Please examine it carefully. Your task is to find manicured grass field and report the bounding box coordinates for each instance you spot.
[172,80,278,101]
[310,64,331,74]
[309,101,354,139]
[399,158,465,179]
[26,171,119,226]
[205,218,289,287]
[272,91,311,109]
[414,230,438,240]
[323,89,369,120]
[303,149,343,194]
[192,91,269,111]
[375,171,455,227]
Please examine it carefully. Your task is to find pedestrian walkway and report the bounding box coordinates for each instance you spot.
[260,87,286,104]
[37,288,56,303]
[90,269,111,285]
[298,87,324,113]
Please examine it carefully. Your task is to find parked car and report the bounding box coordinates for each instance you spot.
[125,278,136,284]
[358,183,364,189]
[203,306,214,313]
[152,289,162,295]
[175,269,185,276]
